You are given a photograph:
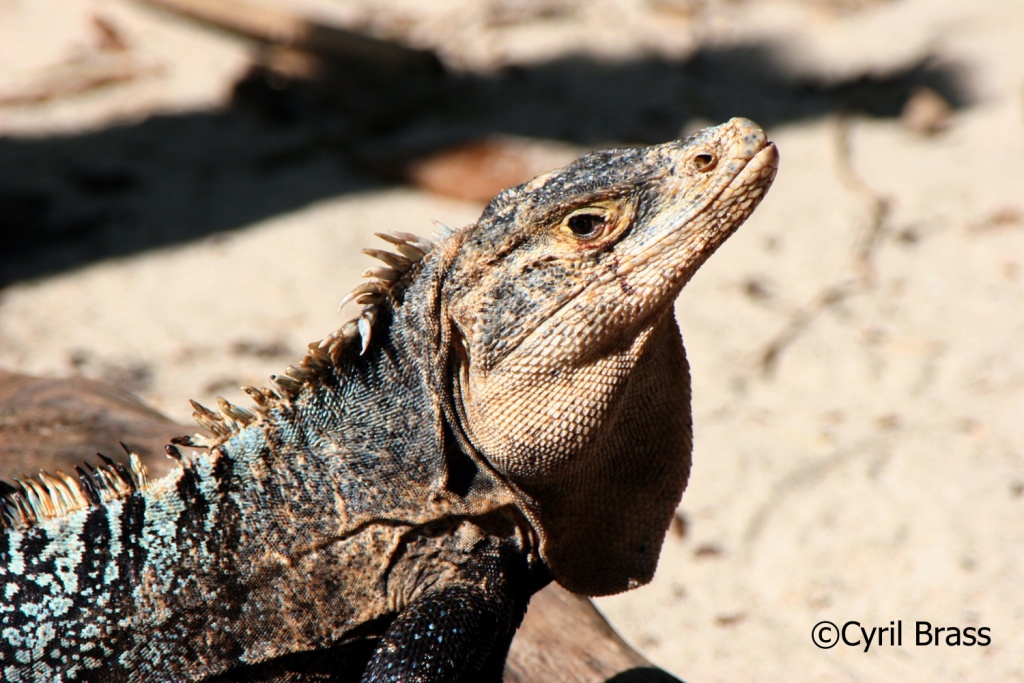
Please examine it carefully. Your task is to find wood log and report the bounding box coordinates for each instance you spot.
[507,584,683,682]
[0,370,188,480]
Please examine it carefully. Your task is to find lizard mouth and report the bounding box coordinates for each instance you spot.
[698,137,778,240]
[682,120,778,239]
[700,135,777,238]
[724,138,779,204]
[652,122,778,265]
[604,120,779,293]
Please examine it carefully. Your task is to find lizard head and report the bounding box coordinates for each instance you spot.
[435,118,779,595]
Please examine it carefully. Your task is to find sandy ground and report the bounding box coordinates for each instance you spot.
[1,0,1022,680]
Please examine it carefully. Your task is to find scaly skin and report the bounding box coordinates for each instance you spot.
[0,118,778,682]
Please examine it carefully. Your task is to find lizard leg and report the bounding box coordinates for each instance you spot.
[360,580,529,683]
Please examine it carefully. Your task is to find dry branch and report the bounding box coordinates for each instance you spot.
[135,0,440,76]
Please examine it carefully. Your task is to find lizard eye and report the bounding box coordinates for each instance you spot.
[692,152,717,172]
[565,212,608,240]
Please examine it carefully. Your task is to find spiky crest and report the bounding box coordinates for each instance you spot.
[0,230,441,530]
[0,442,151,530]
[185,229,442,450]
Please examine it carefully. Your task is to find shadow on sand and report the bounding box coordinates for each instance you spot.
[0,38,969,286]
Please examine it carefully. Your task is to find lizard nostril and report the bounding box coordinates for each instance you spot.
[692,153,717,172]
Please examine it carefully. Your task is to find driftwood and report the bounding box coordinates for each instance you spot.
[0,370,680,682]
[506,586,682,683]
[0,370,186,480]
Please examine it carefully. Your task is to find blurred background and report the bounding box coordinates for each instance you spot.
[0,0,1021,680]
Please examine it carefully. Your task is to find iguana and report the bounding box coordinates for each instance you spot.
[0,117,778,682]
